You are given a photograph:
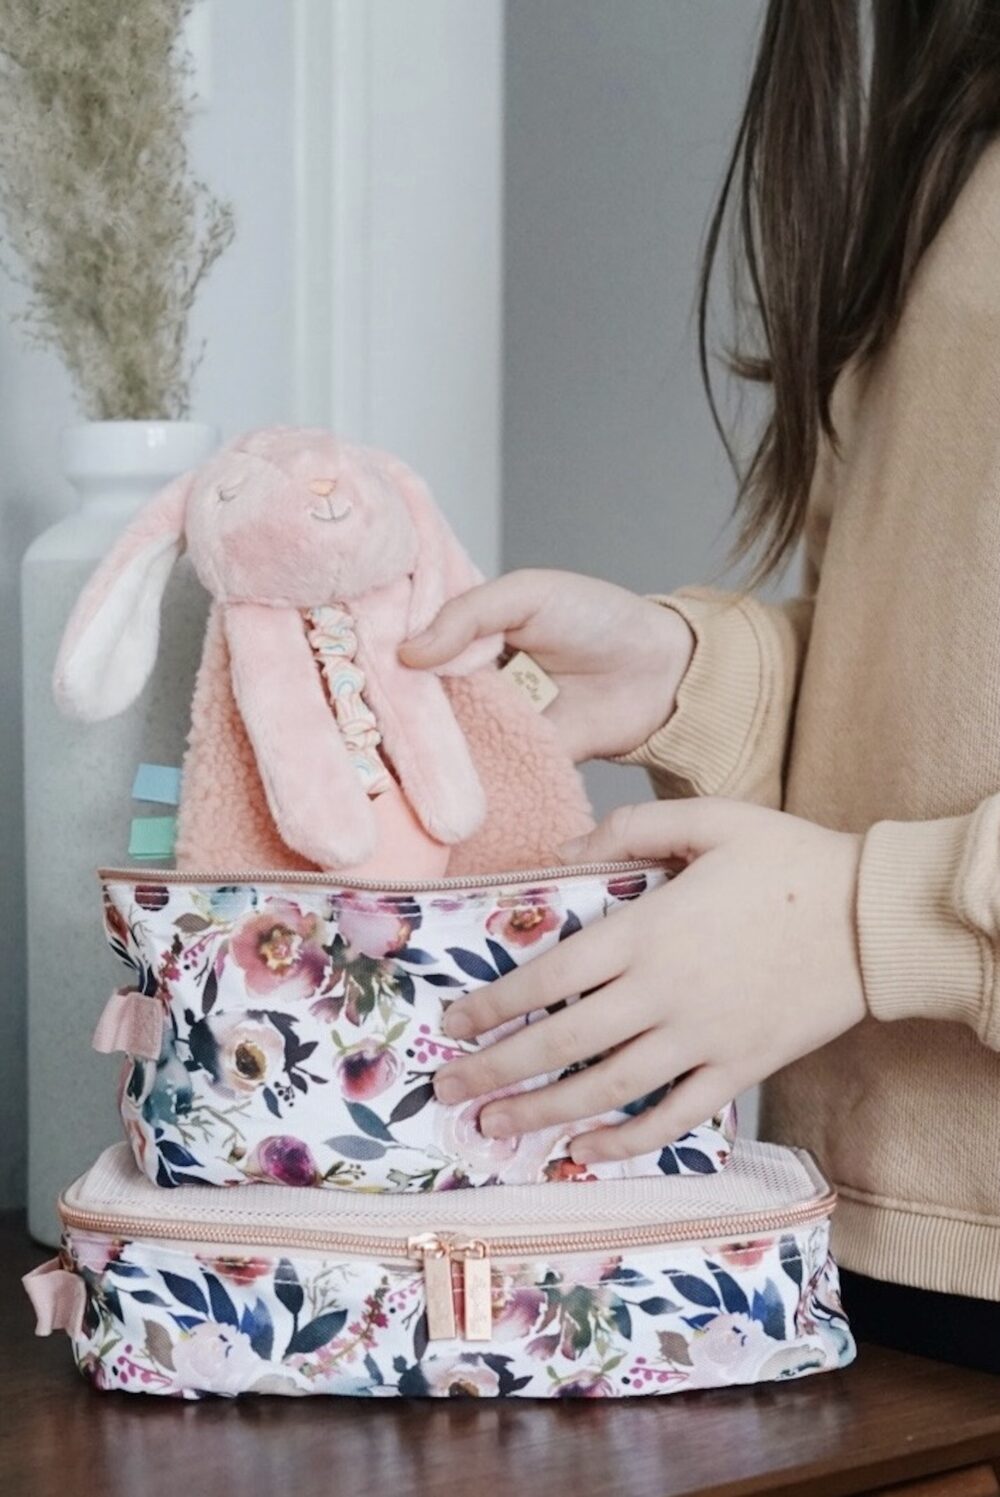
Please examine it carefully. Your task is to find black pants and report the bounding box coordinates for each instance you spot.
[840,1270,1000,1375]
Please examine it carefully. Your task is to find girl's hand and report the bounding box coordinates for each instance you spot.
[432,799,866,1162]
[399,568,694,761]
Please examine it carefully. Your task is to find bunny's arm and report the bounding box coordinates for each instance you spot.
[223,603,376,869]
[354,582,486,845]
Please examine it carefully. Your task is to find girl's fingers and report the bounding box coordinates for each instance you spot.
[439,910,632,1044]
[434,971,637,1105]
[398,573,539,669]
[560,798,756,866]
[569,1064,734,1164]
[477,1033,691,1139]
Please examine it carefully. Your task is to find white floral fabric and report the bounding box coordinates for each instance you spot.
[101,868,737,1192]
[61,1218,854,1399]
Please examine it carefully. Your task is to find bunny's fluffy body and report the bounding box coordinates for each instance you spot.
[54,426,593,876]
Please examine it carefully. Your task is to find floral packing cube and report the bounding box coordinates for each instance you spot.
[24,1140,855,1400]
[95,862,737,1193]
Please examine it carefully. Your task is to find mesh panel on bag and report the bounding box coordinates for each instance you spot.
[65,1139,828,1241]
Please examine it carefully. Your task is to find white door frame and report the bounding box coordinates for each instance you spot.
[291,0,504,573]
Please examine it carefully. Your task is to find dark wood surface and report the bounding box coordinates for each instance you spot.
[3,1212,999,1497]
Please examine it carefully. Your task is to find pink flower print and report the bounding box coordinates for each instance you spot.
[716,1238,775,1271]
[336,894,414,959]
[434,1096,522,1175]
[423,1356,502,1397]
[246,1135,319,1187]
[229,900,328,1000]
[210,1016,285,1094]
[171,1323,260,1395]
[491,1279,546,1341]
[335,1040,401,1100]
[205,1256,273,1286]
[689,1313,770,1373]
[71,1235,124,1276]
[486,889,562,948]
[554,1372,615,1397]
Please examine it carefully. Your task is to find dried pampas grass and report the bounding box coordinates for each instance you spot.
[0,1,234,419]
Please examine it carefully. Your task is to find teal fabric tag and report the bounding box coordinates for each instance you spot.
[129,816,177,860]
[132,764,182,805]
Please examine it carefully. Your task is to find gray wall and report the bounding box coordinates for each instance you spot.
[503,0,765,814]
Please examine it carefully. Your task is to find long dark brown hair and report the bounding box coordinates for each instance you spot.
[700,0,1000,580]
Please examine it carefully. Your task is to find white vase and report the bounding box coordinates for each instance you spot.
[22,420,217,1244]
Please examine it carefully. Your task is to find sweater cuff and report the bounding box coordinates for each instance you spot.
[614,589,766,796]
[858,814,990,1037]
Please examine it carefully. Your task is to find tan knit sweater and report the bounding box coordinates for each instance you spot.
[623,139,1000,1300]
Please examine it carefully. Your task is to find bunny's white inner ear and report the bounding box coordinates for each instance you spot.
[54,534,183,722]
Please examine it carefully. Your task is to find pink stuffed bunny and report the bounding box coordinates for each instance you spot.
[54,428,506,876]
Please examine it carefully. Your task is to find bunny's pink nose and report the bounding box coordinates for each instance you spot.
[309,479,337,497]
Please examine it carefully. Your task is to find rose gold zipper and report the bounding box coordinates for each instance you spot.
[97,859,663,894]
[59,1190,835,1344]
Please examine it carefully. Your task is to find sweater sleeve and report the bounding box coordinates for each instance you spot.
[614,587,814,809]
[858,798,1000,1051]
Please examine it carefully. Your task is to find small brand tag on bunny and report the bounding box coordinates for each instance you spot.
[131,763,182,806]
[500,651,559,711]
[129,816,177,860]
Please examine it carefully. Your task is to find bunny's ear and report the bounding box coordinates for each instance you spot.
[53,471,192,721]
[392,460,503,674]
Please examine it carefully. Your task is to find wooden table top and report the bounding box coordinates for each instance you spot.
[4,1212,999,1497]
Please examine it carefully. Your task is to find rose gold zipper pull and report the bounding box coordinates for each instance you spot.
[408,1233,457,1341]
[453,1238,493,1341]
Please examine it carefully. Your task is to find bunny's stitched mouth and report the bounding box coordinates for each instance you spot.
[310,499,353,523]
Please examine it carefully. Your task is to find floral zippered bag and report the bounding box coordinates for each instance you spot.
[24,1138,854,1399]
[94,861,737,1193]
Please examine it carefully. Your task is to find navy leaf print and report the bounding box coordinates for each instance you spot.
[665,1272,720,1309]
[396,1360,429,1397]
[707,1264,750,1317]
[674,1148,717,1175]
[559,911,582,940]
[159,1141,200,1169]
[263,1087,282,1119]
[273,1260,303,1320]
[201,968,218,1016]
[446,947,498,983]
[389,1081,435,1125]
[203,1273,239,1329]
[656,1147,681,1175]
[364,1353,384,1386]
[413,1310,429,1364]
[323,1135,387,1161]
[485,939,517,976]
[186,1020,219,1078]
[423,973,464,987]
[160,1272,209,1317]
[170,1314,204,1331]
[682,1312,717,1331]
[106,1262,148,1279]
[241,1298,274,1359]
[611,1301,632,1338]
[346,1102,395,1142]
[622,1084,669,1117]
[395,947,436,965]
[286,1309,348,1356]
[779,1235,803,1287]
[130,1290,170,1307]
[751,1279,787,1341]
[637,1296,680,1315]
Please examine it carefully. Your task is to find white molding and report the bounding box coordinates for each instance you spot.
[291,0,503,572]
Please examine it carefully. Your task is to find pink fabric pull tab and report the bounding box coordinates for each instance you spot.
[92,987,163,1060]
[22,1259,86,1337]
